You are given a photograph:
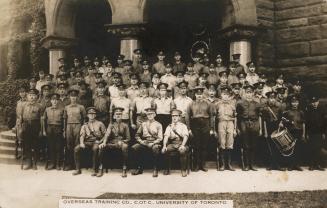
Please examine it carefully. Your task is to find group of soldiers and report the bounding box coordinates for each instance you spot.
[15,49,326,178]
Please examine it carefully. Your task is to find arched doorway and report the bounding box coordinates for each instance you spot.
[142,0,229,63]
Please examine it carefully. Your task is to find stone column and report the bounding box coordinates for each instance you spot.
[42,36,76,75]
[219,25,261,72]
[106,23,146,60]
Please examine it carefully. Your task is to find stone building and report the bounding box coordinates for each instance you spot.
[0,0,327,96]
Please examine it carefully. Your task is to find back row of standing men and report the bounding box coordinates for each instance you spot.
[16,49,326,178]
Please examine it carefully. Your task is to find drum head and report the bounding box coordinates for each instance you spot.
[271,129,286,138]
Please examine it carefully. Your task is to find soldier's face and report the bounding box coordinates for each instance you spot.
[85,60,91,65]
[114,113,122,120]
[220,77,227,84]
[174,55,181,61]
[94,61,100,66]
[124,65,132,70]
[152,77,160,85]
[172,115,180,123]
[19,92,26,98]
[75,76,83,82]
[256,89,263,95]
[118,89,126,97]
[209,67,215,73]
[176,76,184,83]
[39,73,45,79]
[199,77,207,85]
[30,82,36,89]
[142,65,149,70]
[134,54,142,59]
[146,112,156,120]
[193,57,200,62]
[208,89,216,97]
[230,67,236,72]
[117,59,123,64]
[187,67,194,72]
[291,101,299,109]
[70,96,77,103]
[165,67,172,74]
[51,99,58,106]
[74,62,80,67]
[43,90,50,97]
[97,87,105,96]
[28,94,37,102]
[87,113,96,121]
[293,85,301,93]
[311,101,319,109]
[221,93,229,100]
[158,55,165,61]
[180,88,187,95]
[216,58,222,64]
[140,88,147,95]
[268,96,276,103]
[131,79,138,85]
[159,89,167,97]
[249,66,256,73]
[232,89,240,95]
[245,91,253,99]
[276,78,284,85]
[58,88,66,95]
[195,93,203,100]
[80,88,87,96]
[103,60,108,65]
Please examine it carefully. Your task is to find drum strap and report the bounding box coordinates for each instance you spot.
[267,106,278,121]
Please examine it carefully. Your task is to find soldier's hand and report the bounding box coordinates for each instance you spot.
[117,141,123,147]
[233,129,237,138]
[80,143,86,149]
[99,142,106,149]
[179,145,186,152]
[161,146,167,154]
[259,130,263,137]
[279,122,284,129]
[210,130,214,136]
[131,124,137,130]
[43,131,47,137]
[63,131,66,138]
[236,128,240,135]
[322,134,326,140]
[188,130,193,137]
[264,132,268,139]
[147,142,154,148]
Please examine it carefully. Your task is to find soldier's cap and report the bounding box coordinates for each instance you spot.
[220,86,231,94]
[28,88,39,95]
[96,79,107,87]
[123,60,133,66]
[187,62,194,67]
[57,72,69,79]
[57,82,68,89]
[158,82,169,90]
[157,51,165,56]
[84,56,90,61]
[145,107,156,114]
[216,54,222,59]
[218,70,228,77]
[194,86,205,93]
[139,81,149,88]
[41,84,52,91]
[203,53,209,58]
[152,72,161,79]
[58,57,65,62]
[107,62,112,67]
[86,107,97,114]
[94,72,103,78]
[45,74,54,79]
[243,85,254,92]
[133,48,142,55]
[199,72,209,78]
[93,57,100,62]
[246,61,255,68]
[209,63,215,68]
[73,58,80,62]
[50,93,60,100]
[117,83,126,90]
[38,70,45,75]
[292,79,302,86]
[130,73,139,80]
[113,107,124,114]
[112,72,122,78]
[231,82,241,89]
[171,109,182,116]
[117,54,125,60]
[18,86,28,92]
[74,70,84,77]
[29,77,37,83]
[309,96,319,103]
[174,51,181,56]
[207,84,217,91]
[258,72,267,79]
[253,82,265,89]
[276,87,287,94]
[237,72,247,79]
[102,56,109,61]
[232,53,241,59]
[276,74,284,80]
[266,91,276,98]
[178,80,188,88]
[68,89,79,97]
[165,63,172,68]
[142,60,149,66]
[175,71,185,77]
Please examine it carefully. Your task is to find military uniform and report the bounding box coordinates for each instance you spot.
[73,107,106,176]
[152,51,166,76]
[93,80,110,126]
[126,78,140,102]
[207,64,219,85]
[110,84,133,124]
[15,87,27,158]
[160,63,177,92]
[148,73,160,98]
[172,51,186,74]
[131,108,163,177]
[173,81,193,124]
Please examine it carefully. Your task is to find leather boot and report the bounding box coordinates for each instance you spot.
[180,154,188,177]
[226,149,235,171]
[219,149,225,171]
[152,167,158,177]
[163,154,171,175]
[96,169,104,177]
[24,158,33,170]
[249,151,257,171]
[122,167,127,178]
[32,160,37,170]
[242,150,249,171]
[200,151,208,172]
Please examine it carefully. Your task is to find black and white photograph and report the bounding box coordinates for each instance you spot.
[0,0,326,207]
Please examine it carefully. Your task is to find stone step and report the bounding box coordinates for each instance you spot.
[0,145,16,155]
[0,130,16,141]
[0,153,19,165]
[0,137,16,148]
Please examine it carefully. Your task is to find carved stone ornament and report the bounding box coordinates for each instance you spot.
[105,23,146,38]
[217,24,265,41]
[41,36,77,49]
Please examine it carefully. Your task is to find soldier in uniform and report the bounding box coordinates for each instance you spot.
[20,89,43,170]
[73,107,106,176]
[207,63,219,85]
[172,71,185,99]
[126,73,140,102]
[186,86,215,172]
[215,54,227,75]
[148,73,160,98]
[131,107,163,177]
[63,89,87,171]
[152,51,166,76]
[85,67,97,92]
[56,83,70,109]
[276,86,288,104]
[231,53,245,74]
[305,96,325,171]
[110,84,133,125]
[272,74,288,97]
[29,76,37,90]
[43,93,64,170]
[192,53,204,74]
[172,81,193,125]
[262,91,286,171]
[139,60,152,83]
[69,71,85,91]
[198,73,209,99]
[15,86,28,159]
[231,82,242,101]
[184,63,199,98]
[77,81,92,109]
[114,54,125,73]
[121,60,133,86]
[93,57,101,72]
[98,56,110,76]
[160,63,177,97]
[99,107,131,177]
[246,62,259,86]
[162,109,189,177]
[207,84,219,104]
[93,80,110,126]
[172,51,186,74]
[253,82,266,103]
[45,74,55,88]
[152,83,174,131]
[227,62,241,86]
[108,72,122,100]
[36,70,47,92]
[215,87,237,171]
[81,56,92,75]
[132,49,143,74]
[236,85,263,171]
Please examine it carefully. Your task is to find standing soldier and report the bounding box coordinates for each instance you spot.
[93,80,110,126]
[186,86,215,172]
[172,51,186,74]
[56,83,70,110]
[160,63,177,97]
[110,84,133,125]
[70,71,85,91]
[231,53,245,74]
[81,56,92,75]
[246,62,259,86]
[15,86,27,159]
[192,53,204,74]
[215,87,237,171]
[99,107,131,177]
[217,71,229,97]
[126,73,140,102]
[231,83,242,101]
[77,81,93,109]
[162,109,189,177]
[99,56,110,75]
[108,72,122,100]
[43,93,64,170]
[207,63,219,85]
[172,81,193,125]
[184,63,199,98]
[148,73,160,98]
[139,60,152,83]
[172,71,185,99]
[63,89,86,171]
[152,51,166,76]
[73,107,106,176]
[152,83,174,131]
[93,57,101,72]
[29,76,38,90]
[236,85,263,171]
[85,67,97,92]
[115,54,125,72]
[253,82,266,104]
[305,96,325,171]
[70,58,82,80]
[131,107,163,177]
[36,70,47,92]
[227,62,241,86]
[20,89,43,170]
[132,49,143,74]
[215,54,227,75]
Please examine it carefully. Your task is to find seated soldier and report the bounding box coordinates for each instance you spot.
[98,107,131,177]
[73,107,106,176]
[162,109,189,177]
[131,107,163,177]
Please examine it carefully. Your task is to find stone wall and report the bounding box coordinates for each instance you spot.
[274,0,327,96]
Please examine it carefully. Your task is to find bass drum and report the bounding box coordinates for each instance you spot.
[271,128,297,157]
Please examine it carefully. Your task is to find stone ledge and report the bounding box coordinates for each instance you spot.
[276,25,321,43]
[276,18,308,29]
[310,39,327,55]
[275,0,323,11]
[276,42,310,58]
[276,4,322,21]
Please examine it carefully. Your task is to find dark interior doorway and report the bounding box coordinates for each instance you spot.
[74,0,119,63]
[143,0,227,64]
